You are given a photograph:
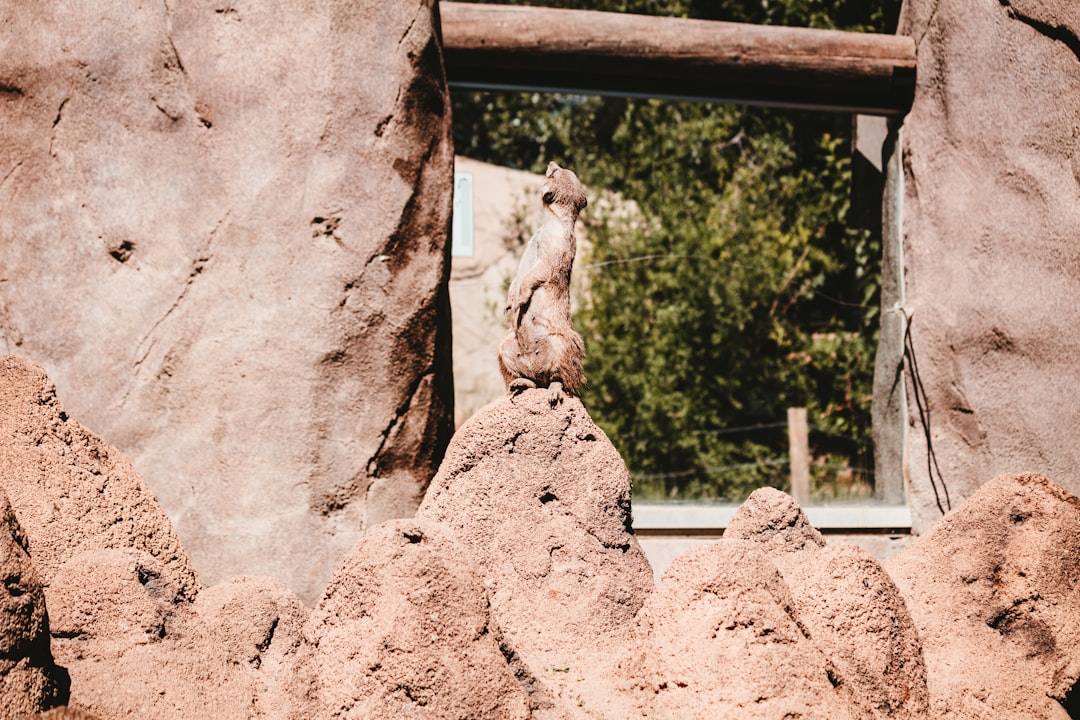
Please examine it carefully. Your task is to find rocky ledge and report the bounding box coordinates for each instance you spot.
[1,355,1079,719]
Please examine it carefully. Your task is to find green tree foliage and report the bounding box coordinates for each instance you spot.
[452,0,899,501]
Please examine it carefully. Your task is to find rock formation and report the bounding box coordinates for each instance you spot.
[887,472,1080,719]
[417,387,655,719]
[0,356,198,600]
[291,518,529,720]
[621,488,928,720]
[418,389,654,661]
[729,489,929,719]
[0,491,67,719]
[896,0,1080,531]
[0,0,454,604]
[1,359,1080,719]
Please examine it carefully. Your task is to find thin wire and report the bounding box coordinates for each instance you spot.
[903,313,950,514]
[693,421,788,436]
[580,253,717,270]
[633,457,789,480]
[579,253,873,311]
[807,288,875,310]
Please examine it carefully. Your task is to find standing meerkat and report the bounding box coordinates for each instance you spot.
[498,161,588,399]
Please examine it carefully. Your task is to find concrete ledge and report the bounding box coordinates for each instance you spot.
[633,503,912,534]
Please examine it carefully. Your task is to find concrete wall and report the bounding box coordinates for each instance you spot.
[894,0,1080,532]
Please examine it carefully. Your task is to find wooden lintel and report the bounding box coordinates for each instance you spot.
[440,2,916,115]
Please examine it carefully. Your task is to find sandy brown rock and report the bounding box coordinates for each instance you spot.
[775,544,928,719]
[29,709,101,720]
[417,389,654,661]
[0,356,197,600]
[896,0,1080,531]
[193,575,309,716]
[885,472,1080,720]
[46,549,259,720]
[293,518,529,720]
[194,575,307,668]
[887,473,1080,719]
[725,486,826,553]
[0,491,66,719]
[0,0,454,604]
[623,539,855,720]
[729,488,928,718]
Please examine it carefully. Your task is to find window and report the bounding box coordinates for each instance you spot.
[443,1,913,566]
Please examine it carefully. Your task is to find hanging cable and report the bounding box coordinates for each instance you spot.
[902,310,950,514]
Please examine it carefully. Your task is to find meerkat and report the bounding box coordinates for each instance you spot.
[498,161,588,400]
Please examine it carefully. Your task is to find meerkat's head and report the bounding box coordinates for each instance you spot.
[541,162,588,215]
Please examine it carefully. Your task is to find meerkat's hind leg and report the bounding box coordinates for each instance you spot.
[547,380,565,407]
[508,377,537,395]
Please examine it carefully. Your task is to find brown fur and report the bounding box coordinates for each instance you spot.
[498,162,588,396]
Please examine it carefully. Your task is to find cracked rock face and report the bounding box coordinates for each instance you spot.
[897,0,1080,533]
[0,0,454,604]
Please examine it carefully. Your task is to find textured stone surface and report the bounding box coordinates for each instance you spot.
[887,473,1080,719]
[46,547,311,720]
[417,389,654,719]
[1,365,1078,718]
[775,544,928,719]
[417,389,654,659]
[0,356,198,599]
[731,489,928,719]
[725,486,827,553]
[623,539,856,720]
[0,490,67,719]
[0,0,454,603]
[31,710,102,720]
[293,518,530,720]
[897,0,1080,532]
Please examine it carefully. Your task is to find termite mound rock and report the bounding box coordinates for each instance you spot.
[0,490,68,719]
[729,488,929,719]
[622,538,858,720]
[887,472,1080,720]
[291,518,530,720]
[418,389,653,656]
[45,549,266,719]
[417,388,654,716]
[622,487,927,720]
[0,356,198,600]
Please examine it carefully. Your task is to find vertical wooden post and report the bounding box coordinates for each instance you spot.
[787,407,810,506]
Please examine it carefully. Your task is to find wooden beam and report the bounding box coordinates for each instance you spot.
[440,2,915,115]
